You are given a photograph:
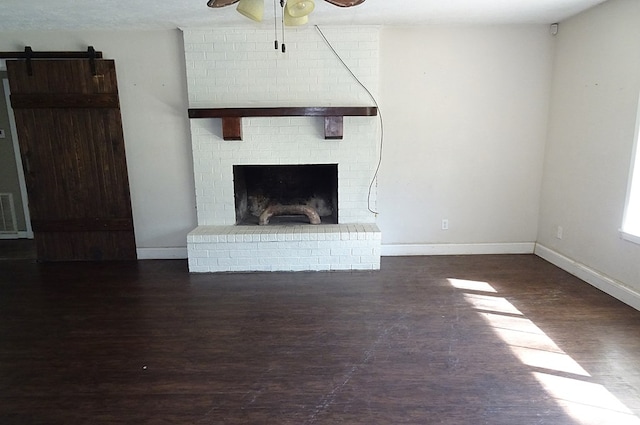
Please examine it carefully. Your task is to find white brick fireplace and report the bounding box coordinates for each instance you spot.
[183,26,381,272]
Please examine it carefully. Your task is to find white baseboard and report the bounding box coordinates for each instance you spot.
[137,242,535,260]
[535,244,640,312]
[381,242,535,257]
[0,231,34,240]
[136,247,188,260]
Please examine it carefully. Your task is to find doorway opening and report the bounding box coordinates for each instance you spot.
[0,75,32,241]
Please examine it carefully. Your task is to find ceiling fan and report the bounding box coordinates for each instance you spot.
[207,0,366,25]
[207,0,366,51]
[207,0,366,8]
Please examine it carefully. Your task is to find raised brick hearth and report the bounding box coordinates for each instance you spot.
[188,224,380,272]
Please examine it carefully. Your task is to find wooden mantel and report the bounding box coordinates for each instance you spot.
[187,106,378,140]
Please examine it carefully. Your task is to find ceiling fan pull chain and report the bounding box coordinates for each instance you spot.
[281,0,286,53]
[274,0,279,49]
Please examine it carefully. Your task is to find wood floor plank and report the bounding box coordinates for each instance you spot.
[0,255,639,424]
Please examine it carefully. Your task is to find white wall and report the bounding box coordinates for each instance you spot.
[0,30,196,254]
[378,26,554,251]
[0,12,637,304]
[537,0,640,293]
[0,26,555,257]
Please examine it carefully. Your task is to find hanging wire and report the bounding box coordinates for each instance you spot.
[315,25,384,215]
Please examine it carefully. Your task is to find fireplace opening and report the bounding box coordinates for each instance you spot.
[233,164,338,225]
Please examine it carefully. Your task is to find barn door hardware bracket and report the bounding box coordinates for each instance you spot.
[87,46,98,76]
[0,46,104,76]
[24,46,34,76]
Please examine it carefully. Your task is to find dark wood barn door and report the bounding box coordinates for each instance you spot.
[7,59,136,261]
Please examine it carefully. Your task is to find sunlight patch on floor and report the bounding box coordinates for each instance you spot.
[449,278,497,293]
[534,372,640,425]
[463,293,523,315]
[448,277,640,424]
[481,312,590,377]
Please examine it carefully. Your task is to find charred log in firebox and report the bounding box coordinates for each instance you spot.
[259,204,322,225]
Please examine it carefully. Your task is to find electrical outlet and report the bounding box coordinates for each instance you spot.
[442,219,449,230]
[556,226,563,239]
[0,129,5,139]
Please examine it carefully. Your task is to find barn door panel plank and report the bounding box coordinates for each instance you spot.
[7,59,136,261]
[10,93,119,109]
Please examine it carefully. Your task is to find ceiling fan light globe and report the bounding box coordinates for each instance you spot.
[286,0,315,18]
[236,0,264,21]
[284,7,309,26]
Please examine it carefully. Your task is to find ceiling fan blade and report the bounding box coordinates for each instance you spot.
[323,0,366,7]
[208,0,364,9]
[207,0,240,8]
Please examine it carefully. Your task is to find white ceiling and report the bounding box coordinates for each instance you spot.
[1,0,608,32]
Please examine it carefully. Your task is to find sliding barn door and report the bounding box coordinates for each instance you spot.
[7,59,136,261]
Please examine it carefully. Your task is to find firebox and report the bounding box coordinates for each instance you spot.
[233,164,338,225]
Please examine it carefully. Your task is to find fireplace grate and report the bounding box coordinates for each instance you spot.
[233,164,338,226]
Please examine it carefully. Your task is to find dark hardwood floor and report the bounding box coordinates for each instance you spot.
[1,255,639,424]
[0,239,36,261]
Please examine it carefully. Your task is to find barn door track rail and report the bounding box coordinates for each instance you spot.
[0,46,103,76]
